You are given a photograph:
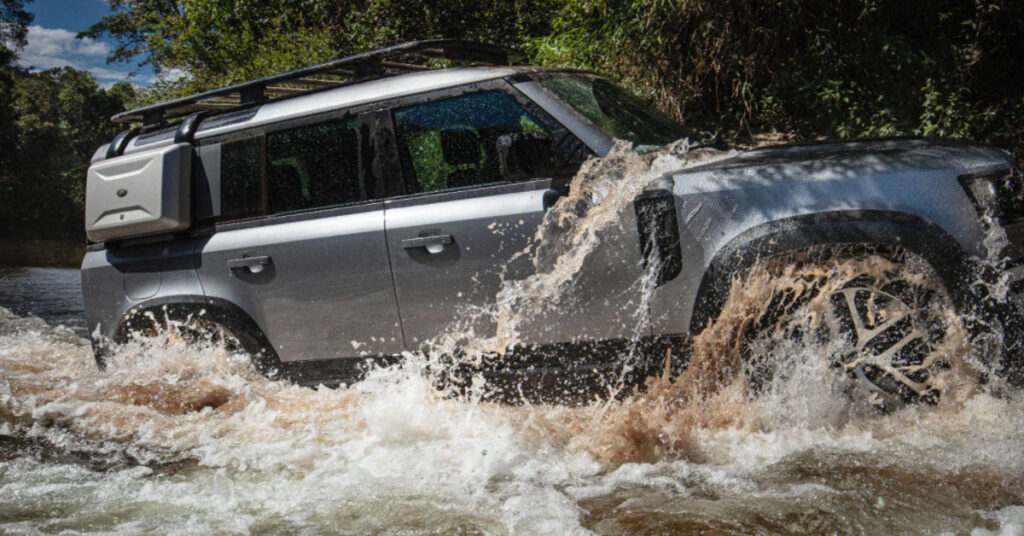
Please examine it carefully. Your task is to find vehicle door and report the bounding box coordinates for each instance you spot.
[194,109,405,362]
[379,84,650,353]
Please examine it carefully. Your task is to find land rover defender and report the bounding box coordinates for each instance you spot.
[81,40,1024,405]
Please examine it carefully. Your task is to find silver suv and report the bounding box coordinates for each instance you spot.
[81,40,1024,403]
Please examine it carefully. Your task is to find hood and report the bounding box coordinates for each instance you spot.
[678,138,1016,180]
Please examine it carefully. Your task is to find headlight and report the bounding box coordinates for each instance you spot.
[959,167,1024,223]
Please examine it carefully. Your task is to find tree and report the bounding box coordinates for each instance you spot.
[82,0,555,103]
[1,67,135,240]
[1,0,33,142]
[79,0,1024,158]
[0,0,32,57]
[0,0,33,227]
[534,0,1024,152]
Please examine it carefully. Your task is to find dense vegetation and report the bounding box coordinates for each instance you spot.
[85,0,1023,152]
[0,1,133,243]
[2,0,1023,245]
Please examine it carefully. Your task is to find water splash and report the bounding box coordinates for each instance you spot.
[2,140,1024,533]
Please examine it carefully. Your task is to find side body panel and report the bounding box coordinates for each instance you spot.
[196,204,405,361]
[375,79,645,354]
[383,182,650,351]
[383,185,549,349]
[81,238,204,346]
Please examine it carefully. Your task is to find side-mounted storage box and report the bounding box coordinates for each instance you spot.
[85,143,192,242]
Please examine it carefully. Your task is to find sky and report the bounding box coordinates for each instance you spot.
[14,0,156,87]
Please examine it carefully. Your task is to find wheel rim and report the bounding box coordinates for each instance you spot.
[828,280,948,406]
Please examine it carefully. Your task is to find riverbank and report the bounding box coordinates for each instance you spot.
[0,241,84,268]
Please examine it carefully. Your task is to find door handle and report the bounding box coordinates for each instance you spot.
[228,255,272,274]
[401,234,453,254]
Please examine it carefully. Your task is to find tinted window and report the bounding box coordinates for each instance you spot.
[393,91,548,193]
[220,136,262,220]
[266,118,363,214]
[537,75,686,151]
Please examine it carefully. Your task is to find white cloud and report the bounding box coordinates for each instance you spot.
[14,25,140,85]
[21,25,110,59]
[157,67,188,83]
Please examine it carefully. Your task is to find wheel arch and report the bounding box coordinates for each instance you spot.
[106,294,282,376]
[688,210,977,335]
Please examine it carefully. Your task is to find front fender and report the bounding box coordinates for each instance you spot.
[687,210,976,334]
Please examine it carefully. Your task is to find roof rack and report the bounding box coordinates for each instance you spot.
[113,39,525,126]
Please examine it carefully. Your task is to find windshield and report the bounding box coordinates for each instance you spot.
[535,74,688,151]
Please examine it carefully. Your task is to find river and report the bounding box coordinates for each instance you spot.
[1,144,1023,534]
[0,267,85,335]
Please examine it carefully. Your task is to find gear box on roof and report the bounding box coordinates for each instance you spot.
[84,143,191,242]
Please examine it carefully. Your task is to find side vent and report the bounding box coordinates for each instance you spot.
[634,189,683,286]
[85,142,192,242]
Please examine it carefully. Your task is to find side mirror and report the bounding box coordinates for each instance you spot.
[496,131,559,181]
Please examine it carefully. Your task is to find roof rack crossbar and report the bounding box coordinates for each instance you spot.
[114,39,524,126]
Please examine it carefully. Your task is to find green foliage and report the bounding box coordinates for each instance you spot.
[82,0,341,100]
[0,0,32,54]
[84,0,1023,158]
[84,0,557,103]
[1,0,32,131]
[533,0,1024,155]
[4,0,1023,242]
[0,2,132,241]
[0,0,33,227]
[0,68,135,240]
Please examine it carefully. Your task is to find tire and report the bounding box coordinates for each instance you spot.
[118,307,242,354]
[714,245,976,411]
[110,303,283,380]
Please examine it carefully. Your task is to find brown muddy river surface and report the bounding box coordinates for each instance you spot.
[2,145,1024,535]
[1,269,1022,535]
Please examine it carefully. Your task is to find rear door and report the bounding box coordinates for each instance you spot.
[379,84,648,353]
[195,110,405,362]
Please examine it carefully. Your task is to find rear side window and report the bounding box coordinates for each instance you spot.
[393,91,548,193]
[220,136,263,220]
[214,115,369,222]
[266,118,362,214]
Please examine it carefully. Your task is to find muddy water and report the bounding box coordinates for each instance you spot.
[2,144,1024,535]
[0,267,85,335]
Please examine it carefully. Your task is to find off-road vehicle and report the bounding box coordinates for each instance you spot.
[82,40,1024,403]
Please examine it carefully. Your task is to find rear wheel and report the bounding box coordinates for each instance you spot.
[118,308,242,353]
[111,305,283,379]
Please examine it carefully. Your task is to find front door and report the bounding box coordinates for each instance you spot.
[196,112,405,362]
[380,89,649,355]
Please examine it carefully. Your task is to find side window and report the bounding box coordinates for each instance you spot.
[215,115,368,222]
[266,118,363,215]
[220,136,263,220]
[393,91,548,194]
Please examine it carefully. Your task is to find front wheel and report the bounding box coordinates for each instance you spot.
[718,246,977,410]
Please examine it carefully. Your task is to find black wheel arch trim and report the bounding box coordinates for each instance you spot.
[689,210,979,336]
[105,294,283,376]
